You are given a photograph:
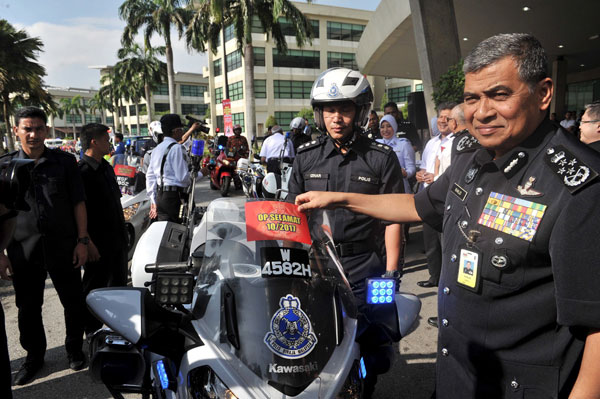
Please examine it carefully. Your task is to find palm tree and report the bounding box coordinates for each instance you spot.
[186,0,314,139]
[115,60,146,134]
[119,0,192,113]
[100,69,124,133]
[0,19,54,151]
[89,89,115,127]
[58,95,86,140]
[116,43,167,124]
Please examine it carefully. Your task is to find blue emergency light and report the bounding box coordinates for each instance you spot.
[359,357,367,379]
[156,360,170,390]
[191,139,205,157]
[366,278,395,304]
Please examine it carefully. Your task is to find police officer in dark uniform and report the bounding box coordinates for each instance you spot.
[2,106,89,385]
[288,67,404,397]
[296,34,600,398]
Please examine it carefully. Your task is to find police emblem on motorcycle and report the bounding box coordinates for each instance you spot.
[264,295,318,359]
[328,83,339,98]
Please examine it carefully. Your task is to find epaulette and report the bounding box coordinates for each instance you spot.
[453,130,481,154]
[297,137,323,153]
[370,141,393,154]
[544,145,598,194]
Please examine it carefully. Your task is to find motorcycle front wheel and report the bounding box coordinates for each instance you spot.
[220,176,231,197]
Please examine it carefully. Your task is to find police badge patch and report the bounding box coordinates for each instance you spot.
[328,83,340,98]
[264,295,318,359]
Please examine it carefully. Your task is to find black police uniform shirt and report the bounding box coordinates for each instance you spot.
[78,154,127,254]
[289,133,404,283]
[414,119,600,398]
[2,147,85,267]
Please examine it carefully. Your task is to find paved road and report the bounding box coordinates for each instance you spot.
[1,178,439,398]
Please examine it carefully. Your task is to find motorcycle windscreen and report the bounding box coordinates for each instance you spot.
[192,198,356,392]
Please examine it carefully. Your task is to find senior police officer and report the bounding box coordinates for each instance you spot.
[296,34,600,398]
[2,106,89,385]
[288,67,404,397]
[147,114,196,222]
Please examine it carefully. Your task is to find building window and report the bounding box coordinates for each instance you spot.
[84,114,101,123]
[120,106,128,116]
[181,103,208,116]
[66,114,82,124]
[232,112,245,132]
[129,105,137,116]
[255,80,267,99]
[228,81,244,101]
[274,111,298,128]
[216,115,224,132]
[215,87,223,104]
[213,58,222,77]
[106,116,114,124]
[388,86,411,103]
[139,104,147,115]
[272,49,319,69]
[152,83,169,95]
[181,84,206,97]
[132,124,149,135]
[254,47,265,66]
[415,83,423,92]
[327,21,365,42]
[327,52,358,69]
[277,17,320,39]
[154,103,169,113]
[274,80,312,99]
[224,24,235,42]
[251,15,264,33]
[226,49,242,72]
[566,80,598,112]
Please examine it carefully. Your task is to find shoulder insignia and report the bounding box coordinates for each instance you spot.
[454,132,481,154]
[545,145,598,193]
[297,139,321,153]
[369,141,392,153]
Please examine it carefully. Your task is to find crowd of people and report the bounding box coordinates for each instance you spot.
[1,31,600,399]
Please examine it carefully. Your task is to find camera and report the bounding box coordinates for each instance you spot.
[0,158,34,211]
[185,115,210,135]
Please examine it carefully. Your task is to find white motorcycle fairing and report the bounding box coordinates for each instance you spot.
[87,288,144,344]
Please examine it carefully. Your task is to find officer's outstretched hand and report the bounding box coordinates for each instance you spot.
[0,253,13,281]
[296,191,344,212]
[73,243,88,268]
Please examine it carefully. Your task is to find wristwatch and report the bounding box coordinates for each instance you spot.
[77,236,90,245]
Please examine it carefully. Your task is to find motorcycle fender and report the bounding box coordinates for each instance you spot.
[395,292,422,338]
[220,170,232,178]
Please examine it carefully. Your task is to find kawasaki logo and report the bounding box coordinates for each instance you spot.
[268,362,318,374]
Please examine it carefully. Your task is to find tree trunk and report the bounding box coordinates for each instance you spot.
[50,114,56,138]
[145,83,153,122]
[71,116,76,140]
[164,27,177,113]
[119,99,126,133]
[112,90,121,133]
[135,102,140,134]
[244,43,256,141]
[2,98,15,152]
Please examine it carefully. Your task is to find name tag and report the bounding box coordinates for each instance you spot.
[350,175,380,185]
[451,183,468,201]
[304,173,329,180]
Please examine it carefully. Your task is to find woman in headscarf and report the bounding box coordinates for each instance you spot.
[377,114,416,193]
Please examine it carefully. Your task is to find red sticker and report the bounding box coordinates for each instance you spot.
[114,164,136,178]
[245,201,311,245]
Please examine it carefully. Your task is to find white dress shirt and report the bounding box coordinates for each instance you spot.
[146,137,191,204]
[434,133,455,179]
[259,133,295,160]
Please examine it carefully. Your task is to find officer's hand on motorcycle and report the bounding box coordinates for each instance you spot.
[73,243,88,268]
[88,240,101,262]
[296,191,344,212]
[0,253,13,281]
[149,203,158,219]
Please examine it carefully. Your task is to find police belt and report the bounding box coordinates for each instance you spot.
[159,185,187,193]
[335,241,372,257]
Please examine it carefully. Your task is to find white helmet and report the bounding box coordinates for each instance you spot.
[310,67,373,131]
[236,157,249,170]
[149,121,162,143]
[290,117,304,130]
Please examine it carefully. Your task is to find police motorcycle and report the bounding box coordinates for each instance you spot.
[262,131,294,200]
[236,156,265,199]
[86,185,421,397]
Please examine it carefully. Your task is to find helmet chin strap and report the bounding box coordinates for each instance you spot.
[328,129,358,152]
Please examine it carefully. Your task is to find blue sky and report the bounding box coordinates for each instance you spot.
[2,0,379,89]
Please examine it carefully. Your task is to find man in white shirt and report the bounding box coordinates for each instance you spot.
[434,104,467,179]
[415,102,456,295]
[259,125,295,173]
[146,114,205,222]
[560,111,576,133]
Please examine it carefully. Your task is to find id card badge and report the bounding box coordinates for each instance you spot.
[456,245,481,292]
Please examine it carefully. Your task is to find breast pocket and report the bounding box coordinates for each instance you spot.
[480,234,529,291]
[47,176,67,200]
[349,174,380,194]
[304,172,329,191]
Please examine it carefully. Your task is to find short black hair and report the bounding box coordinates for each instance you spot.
[437,102,457,115]
[383,102,399,111]
[15,106,47,126]
[115,133,124,141]
[81,123,109,152]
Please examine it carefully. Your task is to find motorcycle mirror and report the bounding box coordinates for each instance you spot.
[87,287,148,344]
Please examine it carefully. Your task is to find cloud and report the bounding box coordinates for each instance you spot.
[16,18,208,90]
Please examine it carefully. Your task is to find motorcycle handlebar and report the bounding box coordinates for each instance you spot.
[145,262,190,273]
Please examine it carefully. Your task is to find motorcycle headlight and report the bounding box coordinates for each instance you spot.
[221,159,230,166]
[122,202,141,221]
[188,366,238,399]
